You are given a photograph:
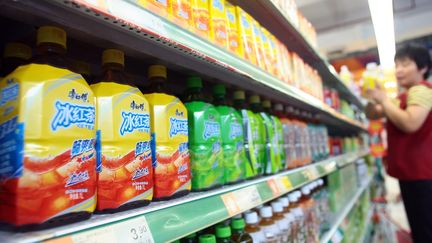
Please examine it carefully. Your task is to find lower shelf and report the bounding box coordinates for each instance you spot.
[319,176,373,243]
[0,150,368,243]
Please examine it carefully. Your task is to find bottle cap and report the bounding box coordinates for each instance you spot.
[102,49,124,66]
[295,191,302,199]
[213,84,226,95]
[262,99,271,108]
[148,65,167,79]
[199,234,216,243]
[187,76,203,88]
[259,206,273,218]
[233,90,245,100]
[230,218,246,230]
[318,179,324,186]
[73,60,91,76]
[249,95,260,104]
[37,26,67,49]
[215,224,231,238]
[271,202,283,213]
[277,197,289,207]
[3,42,32,60]
[244,211,259,224]
[288,193,297,203]
[274,103,283,111]
[301,186,311,195]
[185,233,196,239]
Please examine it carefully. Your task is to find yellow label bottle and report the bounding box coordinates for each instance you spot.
[209,0,228,49]
[91,49,153,212]
[0,26,96,226]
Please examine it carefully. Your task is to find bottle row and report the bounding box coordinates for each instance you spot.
[176,179,328,243]
[138,0,325,101]
[0,25,362,229]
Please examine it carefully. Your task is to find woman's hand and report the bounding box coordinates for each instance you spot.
[367,84,388,104]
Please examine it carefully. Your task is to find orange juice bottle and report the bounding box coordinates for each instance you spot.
[225,2,243,58]
[137,0,169,18]
[91,49,153,212]
[191,0,210,39]
[0,26,97,227]
[236,7,257,65]
[209,0,228,49]
[169,0,193,30]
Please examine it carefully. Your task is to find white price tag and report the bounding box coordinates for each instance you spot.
[221,186,262,216]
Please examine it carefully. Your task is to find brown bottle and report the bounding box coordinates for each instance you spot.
[259,206,280,243]
[271,201,289,242]
[244,211,266,243]
[1,42,32,77]
[33,26,71,70]
[230,218,253,243]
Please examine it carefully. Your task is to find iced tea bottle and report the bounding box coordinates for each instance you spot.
[271,201,289,242]
[230,218,253,243]
[1,42,32,77]
[244,211,266,243]
[259,206,280,243]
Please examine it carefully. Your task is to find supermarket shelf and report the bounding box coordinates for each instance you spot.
[337,149,369,168]
[231,0,364,109]
[0,151,367,243]
[0,0,366,132]
[319,176,373,243]
[359,209,374,243]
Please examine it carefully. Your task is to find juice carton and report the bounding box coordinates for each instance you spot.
[91,49,153,212]
[267,34,280,78]
[251,19,266,71]
[225,2,243,58]
[185,77,223,190]
[212,84,247,184]
[137,0,169,18]
[191,0,210,39]
[236,7,257,65]
[0,26,96,226]
[233,91,261,178]
[261,29,275,75]
[144,65,191,200]
[209,0,228,49]
[169,0,193,30]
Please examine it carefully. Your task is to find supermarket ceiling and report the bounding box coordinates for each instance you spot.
[299,0,432,58]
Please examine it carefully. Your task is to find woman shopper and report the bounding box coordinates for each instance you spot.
[366,44,432,243]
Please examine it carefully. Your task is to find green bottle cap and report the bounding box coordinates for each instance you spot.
[230,218,246,230]
[187,76,203,88]
[213,84,226,95]
[199,234,216,243]
[215,225,231,238]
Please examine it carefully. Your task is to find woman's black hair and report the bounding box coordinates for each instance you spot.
[395,44,431,79]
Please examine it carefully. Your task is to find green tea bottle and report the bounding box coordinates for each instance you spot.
[262,100,285,171]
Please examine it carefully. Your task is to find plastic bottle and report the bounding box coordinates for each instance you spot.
[91,49,153,212]
[215,224,235,243]
[1,42,32,77]
[232,90,261,178]
[362,62,378,96]
[262,100,285,172]
[249,95,271,175]
[143,65,191,200]
[339,65,352,86]
[259,206,281,242]
[199,234,217,243]
[271,201,289,242]
[181,233,198,243]
[273,103,290,170]
[230,218,253,243]
[244,211,266,243]
[0,26,97,227]
[277,197,295,242]
[185,76,223,191]
[73,60,93,84]
[212,84,247,184]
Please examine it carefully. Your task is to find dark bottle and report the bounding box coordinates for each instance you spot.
[199,234,217,243]
[215,224,235,243]
[147,64,167,93]
[181,233,198,243]
[184,76,205,102]
[1,42,32,77]
[230,218,253,243]
[33,26,71,69]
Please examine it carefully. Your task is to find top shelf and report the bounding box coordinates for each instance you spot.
[0,0,366,132]
[231,0,364,108]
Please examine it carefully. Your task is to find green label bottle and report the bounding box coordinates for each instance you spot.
[213,85,247,184]
[185,77,224,190]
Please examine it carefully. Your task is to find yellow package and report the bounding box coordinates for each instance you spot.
[251,19,266,70]
[225,2,243,57]
[280,44,292,84]
[169,0,192,30]
[191,0,210,39]
[260,28,274,74]
[236,7,257,65]
[137,0,169,18]
[209,0,228,48]
[268,34,281,78]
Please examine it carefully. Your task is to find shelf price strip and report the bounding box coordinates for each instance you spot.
[46,216,155,243]
[221,185,262,216]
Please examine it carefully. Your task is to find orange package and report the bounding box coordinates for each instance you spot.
[169,0,192,30]
[137,0,170,18]
[251,19,266,71]
[236,7,257,65]
[225,2,243,57]
[209,0,228,48]
[191,0,210,39]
